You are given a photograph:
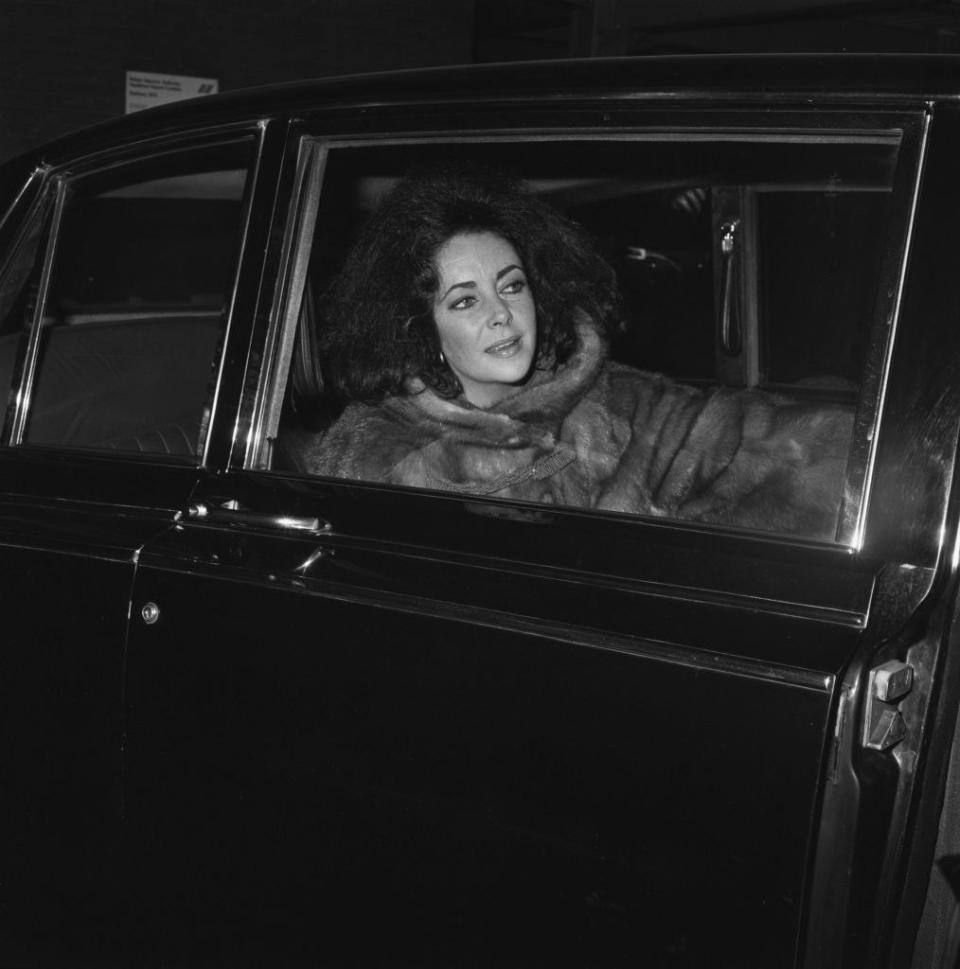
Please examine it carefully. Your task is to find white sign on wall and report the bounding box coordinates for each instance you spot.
[125,71,219,114]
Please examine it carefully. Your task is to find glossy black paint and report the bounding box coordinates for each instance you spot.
[0,499,181,964]
[829,101,960,966]
[1,53,957,176]
[1,53,960,968]
[124,538,838,966]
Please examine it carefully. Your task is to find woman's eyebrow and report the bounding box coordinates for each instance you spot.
[440,280,477,299]
[496,263,523,281]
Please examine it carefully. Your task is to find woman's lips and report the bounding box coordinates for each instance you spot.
[485,336,522,356]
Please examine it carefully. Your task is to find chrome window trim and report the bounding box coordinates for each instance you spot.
[317,129,904,148]
[9,179,68,445]
[251,117,922,546]
[244,137,326,469]
[4,127,263,461]
[843,107,931,550]
[200,121,268,467]
[39,120,265,181]
[0,165,49,239]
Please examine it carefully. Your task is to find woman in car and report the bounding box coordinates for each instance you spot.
[301,163,853,538]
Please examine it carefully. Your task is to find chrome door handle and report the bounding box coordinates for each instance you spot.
[186,500,331,534]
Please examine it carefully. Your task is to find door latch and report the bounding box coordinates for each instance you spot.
[862,659,914,751]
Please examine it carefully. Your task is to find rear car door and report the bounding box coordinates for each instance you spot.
[0,122,276,964]
[121,94,951,968]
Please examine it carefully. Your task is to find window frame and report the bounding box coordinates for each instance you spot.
[239,106,928,552]
[0,125,264,467]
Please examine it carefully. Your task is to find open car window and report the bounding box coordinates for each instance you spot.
[252,128,915,544]
[0,138,256,461]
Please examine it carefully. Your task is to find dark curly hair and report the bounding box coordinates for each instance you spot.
[317,161,623,402]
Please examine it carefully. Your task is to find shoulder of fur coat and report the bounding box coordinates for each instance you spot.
[299,317,609,489]
[298,317,853,538]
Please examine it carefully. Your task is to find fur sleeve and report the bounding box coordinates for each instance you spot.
[662,390,854,537]
[298,402,436,488]
[595,371,854,538]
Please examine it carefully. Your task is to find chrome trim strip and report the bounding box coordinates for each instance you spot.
[42,121,266,180]
[323,128,903,149]
[0,165,48,238]
[302,90,948,112]
[243,139,327,468]
[200,122,267,467]
[145,554,839,692]
[9,178,68,445]
[850,106,932,551]
[325,580,837,691]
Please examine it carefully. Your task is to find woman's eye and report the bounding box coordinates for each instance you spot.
[500,278,526,296]
[450,295,476,311]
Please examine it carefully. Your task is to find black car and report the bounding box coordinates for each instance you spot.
[0,53,958,968]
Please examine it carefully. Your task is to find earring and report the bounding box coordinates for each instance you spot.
[439,349,446,366]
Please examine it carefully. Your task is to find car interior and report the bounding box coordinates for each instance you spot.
[269,134,897,479]
[0,158,248,457]
[0,131,899,505]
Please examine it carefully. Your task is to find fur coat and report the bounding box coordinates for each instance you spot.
[301,320,854,539]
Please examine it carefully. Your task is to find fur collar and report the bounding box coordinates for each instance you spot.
[386,318,607,448]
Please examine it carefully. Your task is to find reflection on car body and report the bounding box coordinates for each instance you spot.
[0,53,958,968]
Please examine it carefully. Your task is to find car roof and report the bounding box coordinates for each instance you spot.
[4,52,960,174]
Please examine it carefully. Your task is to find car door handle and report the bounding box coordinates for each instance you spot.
[186,500,332,534]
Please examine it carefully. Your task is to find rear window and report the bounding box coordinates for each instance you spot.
[0,138,255,460]
[251,126,916,545]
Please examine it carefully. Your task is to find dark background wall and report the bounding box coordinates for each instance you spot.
[0,0,475,162]
[2,0,960,164]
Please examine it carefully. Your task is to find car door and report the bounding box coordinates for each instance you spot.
[0,121,281,965]
[120,98,946,969]
[841,102,960,969]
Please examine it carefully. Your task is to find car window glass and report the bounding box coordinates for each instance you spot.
[758,190,886,389]
[4,140,254,459]
[0,195,54,415]
[261,133,906,543]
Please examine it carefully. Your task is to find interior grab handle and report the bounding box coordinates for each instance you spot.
[719,219,741,356]
[186,500,331,534]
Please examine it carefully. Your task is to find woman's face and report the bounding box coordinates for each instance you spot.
[432,231,537,408]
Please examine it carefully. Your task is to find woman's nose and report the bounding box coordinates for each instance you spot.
[489,298,511,327]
